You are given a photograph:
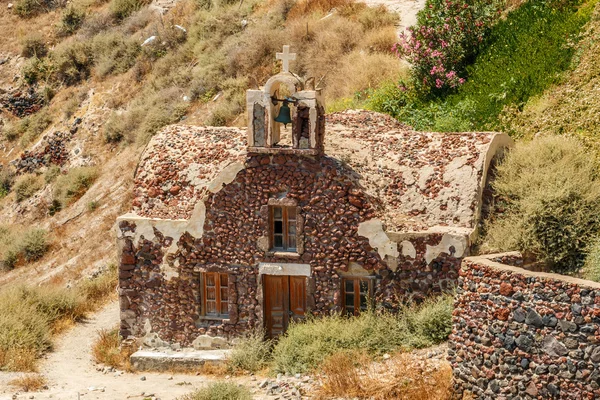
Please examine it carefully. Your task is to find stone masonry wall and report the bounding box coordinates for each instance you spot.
[449,254,600,399]
[119,154,465,346]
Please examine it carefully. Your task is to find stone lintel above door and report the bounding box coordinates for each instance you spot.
[259,262,311,277]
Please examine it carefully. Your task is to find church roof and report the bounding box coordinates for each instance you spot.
[132,110,512,234]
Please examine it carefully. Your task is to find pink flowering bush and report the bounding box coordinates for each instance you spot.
[395,0,501,95]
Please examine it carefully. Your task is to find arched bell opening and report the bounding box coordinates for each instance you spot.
[265,75,299,148]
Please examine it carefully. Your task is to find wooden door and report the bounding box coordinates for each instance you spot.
[264,275,306,338]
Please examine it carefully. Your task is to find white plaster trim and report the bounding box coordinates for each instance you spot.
[208,162,245,193]
[400,240,416,259]
[425,232,467,265]
[258,262,311,276]
[357,219,399,260]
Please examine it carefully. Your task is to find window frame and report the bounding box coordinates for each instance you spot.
[269,205,298,252]
[201,272,230,319]
[342,277,374,316]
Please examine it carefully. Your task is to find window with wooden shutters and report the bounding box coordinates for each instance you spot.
[202,272,229,318]
[270,206,297,252]
[342,278,373,316]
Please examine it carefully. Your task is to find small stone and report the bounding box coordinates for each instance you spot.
[542,335,568,357]
[140,376,146,381]
[525,309,544,328]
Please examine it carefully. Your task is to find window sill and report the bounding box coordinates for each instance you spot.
[198,316,230,322]
[268,251,302,259]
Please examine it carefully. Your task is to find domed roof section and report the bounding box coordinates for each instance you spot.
[132,110,512,233]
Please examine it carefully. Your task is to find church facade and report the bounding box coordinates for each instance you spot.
[116,47,512,346]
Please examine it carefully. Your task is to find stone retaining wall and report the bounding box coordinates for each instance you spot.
[449,254,600,399]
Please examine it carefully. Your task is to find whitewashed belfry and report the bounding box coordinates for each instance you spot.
[246,45,325,155]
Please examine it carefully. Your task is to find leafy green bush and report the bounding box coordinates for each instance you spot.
[53,166,99,208]
[372,0,592,132]
[178,382,252,400]
[14,174,43,203]
[57,6,85,37]
[482,136,600,272]
[396,0,501,94]
[21,36,48,58]
[271,295,453,374]
[228,329,271,373]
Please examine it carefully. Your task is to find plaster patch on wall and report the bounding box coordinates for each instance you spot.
[208,162,245,193]
[425,233,467,264]
[400,240,416,259]
[117,200,208,281]
[358,219,399,260]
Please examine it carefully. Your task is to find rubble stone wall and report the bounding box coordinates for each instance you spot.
[449,254,600,399]
[119,154,466,345]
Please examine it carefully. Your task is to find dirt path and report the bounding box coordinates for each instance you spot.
[0,301,239,400]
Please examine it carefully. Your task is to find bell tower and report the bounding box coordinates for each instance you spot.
[246,45,325,155]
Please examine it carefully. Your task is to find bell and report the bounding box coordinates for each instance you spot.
[274,101,292,128]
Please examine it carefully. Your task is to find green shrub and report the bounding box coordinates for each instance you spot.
[14,174,43,203]
[178,382,252,400]
[13,0,53,17]
[482,136,600,272]
[271,295,453,374]
[92,32,141,77]
[228,329,271,373]
[0,169,15,198]
[22,57,52,85]
[53,166,99,208]
[20,109,53,146]
[372,1,592,132]
[21,229,49,263]
[0,226,50,269]
[21,36,48,58]
[51,40,94,86]
[110,0,150,20]
[57,6,85,37]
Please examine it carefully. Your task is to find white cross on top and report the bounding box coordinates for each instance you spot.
[276,45,296,73]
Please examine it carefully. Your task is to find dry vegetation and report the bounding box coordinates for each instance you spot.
[92,328,134,370]
[8,373,48,392]
[318,350,452,400]
[0,264,117,371]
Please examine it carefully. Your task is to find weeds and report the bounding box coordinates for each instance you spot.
[57,6,86,37]
[318,351,453,400]
[0,265,117,371]
[53,166,99,208]
[92,328,132,369]
[8,374,47,392]
[178,382,252,400]
[21,36,48,58]
[272,295,453,374]
[228,329,271,373]
[14,174,43,203]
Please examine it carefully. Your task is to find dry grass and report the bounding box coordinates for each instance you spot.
[318,351,453,400]
[0,348,38,372]
[8,373,47,392]
[92,328,133,370]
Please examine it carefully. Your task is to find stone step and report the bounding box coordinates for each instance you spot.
[130,349,231,371]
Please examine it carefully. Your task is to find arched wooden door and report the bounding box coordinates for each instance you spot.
[264,275,306,338]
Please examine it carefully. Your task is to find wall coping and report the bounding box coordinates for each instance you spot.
[465,252,600,290]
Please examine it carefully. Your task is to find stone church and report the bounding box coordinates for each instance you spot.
[117,46,512,345]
